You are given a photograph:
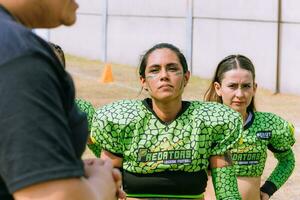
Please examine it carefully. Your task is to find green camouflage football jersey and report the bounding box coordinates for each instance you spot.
[75,98,101,156]
[232,111,295,177]
[90,99,243,174]
[75,98,95,131]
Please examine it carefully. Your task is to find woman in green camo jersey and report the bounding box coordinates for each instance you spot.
[75,98,102,156]
[204,55,295,200]
[89,43,243,200]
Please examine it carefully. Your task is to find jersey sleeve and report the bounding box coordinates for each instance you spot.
[0,54,84,193]
[75,98,95,131]
[75,98,101,157]
[261,149,295,196]
[209,104,243,156]
[211,166,241,200]
[268,119,295,152]
[90,103,124,157]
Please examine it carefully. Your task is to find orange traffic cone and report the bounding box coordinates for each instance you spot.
[100,63,114,83]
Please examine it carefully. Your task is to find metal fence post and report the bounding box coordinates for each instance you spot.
[102,0,108,62]
[186,0,193,73]
[275,0,282,94]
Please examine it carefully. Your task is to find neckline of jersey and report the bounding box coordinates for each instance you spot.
[142,98,191,126]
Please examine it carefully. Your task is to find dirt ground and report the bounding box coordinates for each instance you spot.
[66,55,300,200]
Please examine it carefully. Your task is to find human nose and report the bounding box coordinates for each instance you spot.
[235,88,244,98]
[159,68,169,80]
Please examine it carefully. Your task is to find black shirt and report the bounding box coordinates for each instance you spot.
[0,5,88,199]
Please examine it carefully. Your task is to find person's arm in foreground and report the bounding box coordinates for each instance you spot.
[101,150,123,168]
[101,150,125,199]
[260,149,295,200]
[207,104,243,200]
[13,159,121,200]
[210,152,241,200]
[260,121,296,199]
[88,104,124,167]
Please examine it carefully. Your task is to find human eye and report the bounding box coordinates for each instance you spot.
[228,84,236,88]
[228,84,237,89]
[148,66,160,73]
[150,69,159,73]
[242,83,252,89]
[167,64,180,72]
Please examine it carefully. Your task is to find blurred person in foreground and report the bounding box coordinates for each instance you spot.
[204,55,295,200]
[89,43,243,200]
[0,0,123,199]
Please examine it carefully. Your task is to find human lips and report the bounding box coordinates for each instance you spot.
[232,101,245,105]
[158,84,173,89]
